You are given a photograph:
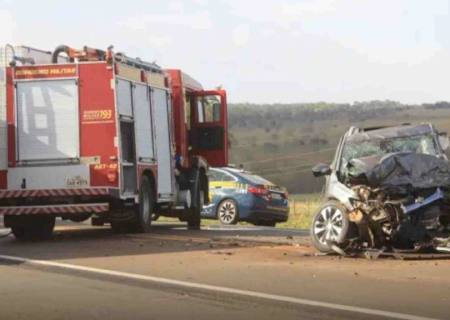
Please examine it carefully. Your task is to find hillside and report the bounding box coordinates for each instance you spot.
[227,101,450,194]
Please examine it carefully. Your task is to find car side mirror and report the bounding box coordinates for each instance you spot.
[312,163,332,177]
[438,132,449,151]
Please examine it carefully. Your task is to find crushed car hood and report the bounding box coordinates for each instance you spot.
[348,152,450,194]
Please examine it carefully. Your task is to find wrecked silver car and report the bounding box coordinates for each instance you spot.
[311,123,450,255]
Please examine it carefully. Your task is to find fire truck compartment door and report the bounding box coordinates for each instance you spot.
[192,90,228,167]
[116,79,133,117]
[16,79,79,162]
[133,84,155,162]
[152,88,174,200]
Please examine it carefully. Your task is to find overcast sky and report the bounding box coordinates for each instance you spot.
[1,0,450,104]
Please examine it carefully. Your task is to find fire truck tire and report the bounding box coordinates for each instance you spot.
[11,215,55,241]
[132,175,155,233]
[187,170,205,230]
[110,220,129,234]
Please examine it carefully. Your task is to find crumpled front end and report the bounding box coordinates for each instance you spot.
[344,153,450,253]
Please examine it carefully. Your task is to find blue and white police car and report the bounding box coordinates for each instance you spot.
[202,167,289,226]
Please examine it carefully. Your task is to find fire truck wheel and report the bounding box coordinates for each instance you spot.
[187,171,205,230]
[133,175,155,233]
[11,215,55,241]
[110,220,129,234]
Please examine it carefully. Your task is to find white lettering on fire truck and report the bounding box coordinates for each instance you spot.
[93,164,118,170]
[66,176,89,187]
[15,67,76,77]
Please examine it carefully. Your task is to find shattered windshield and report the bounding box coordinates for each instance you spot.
[340,134,438,172]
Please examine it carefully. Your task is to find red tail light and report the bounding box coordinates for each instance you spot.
[248,186,269,196]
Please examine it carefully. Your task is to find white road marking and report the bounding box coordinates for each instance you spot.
[0,254,437,320]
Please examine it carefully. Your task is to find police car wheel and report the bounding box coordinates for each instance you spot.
[217,199,239,225]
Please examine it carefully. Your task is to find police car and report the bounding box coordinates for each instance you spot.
[202,167,289,226]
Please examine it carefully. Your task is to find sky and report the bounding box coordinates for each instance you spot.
[1,0,450,104]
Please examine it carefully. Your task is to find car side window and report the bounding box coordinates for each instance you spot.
[208,170,224,182]
[221,173,236,182]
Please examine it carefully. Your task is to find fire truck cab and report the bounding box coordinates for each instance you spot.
[0,45,228,239]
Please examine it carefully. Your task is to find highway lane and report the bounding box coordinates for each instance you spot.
[0,222,448,319]
[1,263,357,320]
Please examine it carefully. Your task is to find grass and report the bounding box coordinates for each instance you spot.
[157,193,322,230]
[277,193,322,229]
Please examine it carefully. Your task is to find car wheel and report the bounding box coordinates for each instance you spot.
[217,199,239,225]
[310,200,349,253]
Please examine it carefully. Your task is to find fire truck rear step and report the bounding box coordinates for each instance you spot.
[0,203,109,215]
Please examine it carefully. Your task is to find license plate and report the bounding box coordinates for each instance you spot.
[271,193,283,200]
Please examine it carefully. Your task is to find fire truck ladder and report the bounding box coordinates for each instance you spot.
[114,52,163,74]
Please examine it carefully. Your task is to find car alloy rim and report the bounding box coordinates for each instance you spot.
[219,200,236,223]
[313,206,344,245]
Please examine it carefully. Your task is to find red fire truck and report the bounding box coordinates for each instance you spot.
[0,45,228,239]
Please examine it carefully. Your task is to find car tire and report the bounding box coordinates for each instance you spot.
[310,200,349,253]
[217,199,239,225]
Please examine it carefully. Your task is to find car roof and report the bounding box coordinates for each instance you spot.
[211,167,262,179]
[346,123,434,143]
[211,167,246,175]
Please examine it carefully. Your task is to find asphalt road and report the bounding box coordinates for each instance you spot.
[0,222,449,320]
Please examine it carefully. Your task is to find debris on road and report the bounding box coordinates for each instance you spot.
[211,251,234,256]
